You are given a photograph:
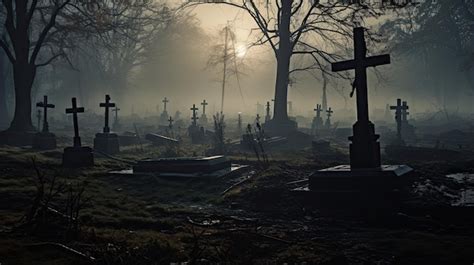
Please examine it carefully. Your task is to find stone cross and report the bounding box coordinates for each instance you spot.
[201,99,208,115]
[402,101,409,122]
[331,27,390,168]
[190,104,199,126]
[99,94,115,133]
[36,95,55,133]
[326,107,333,128]
[66,97,85,147]
[237,112,242,134]
[314,104,322,118]
[265,101,271,122]
[36,109,42,131]
[390,98,403,141]
[162,97,169,112]
[256,114,261,124]
[168,116,174,129]
[112,106,120,126]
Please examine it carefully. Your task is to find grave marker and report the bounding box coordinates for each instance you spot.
[33,95,57,149]
[94,95,120,154]
[325,107,333,129]
[390,98,404,144]
[265,101,271,122]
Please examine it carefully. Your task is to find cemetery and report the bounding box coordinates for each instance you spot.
[1,1,474,264]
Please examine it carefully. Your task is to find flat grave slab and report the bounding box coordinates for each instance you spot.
[110,156,249,179]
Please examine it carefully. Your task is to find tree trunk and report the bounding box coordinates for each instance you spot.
[0,50,9,128]
[8,62,36,132]
[272,0,292,122]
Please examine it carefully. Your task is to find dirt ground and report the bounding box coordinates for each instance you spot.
[0,141,473,265]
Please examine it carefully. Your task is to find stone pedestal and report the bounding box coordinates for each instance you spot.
[62,146,94,167]
[32,132,57,150]
[263,118,297,137]
[0,130,36,146]
[93,133,120,154]
[349,121,381,169]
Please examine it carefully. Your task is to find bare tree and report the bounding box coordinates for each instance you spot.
[184,0,398,132]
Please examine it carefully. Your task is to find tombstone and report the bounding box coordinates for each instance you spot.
[62,97,94,167]
[311,104,324,135]
[255,114,261,125]
[200,99,209,126]
[93,95,120,154]
[112,106,121,131]
[265,101,271,122]
[401,100,416,141]
[159,97,169,124]
[168,116,174,130]
[188,104,205,143]
[304,27,412,205]
[390,98,406,145]
[325,107,333,129]
[33,95,57,150]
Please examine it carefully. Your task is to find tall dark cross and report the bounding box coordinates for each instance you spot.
[402,101,409,122]
[390,98,403,141]
[201,99,208,115]
[162,97,169,112]
[112,106,120,125]
[168,116,174,129]
[36,95,55,133]
[325,107,333,127]
[331,27,390,168]
[36,109,42,131]
[66,97,85,147]
[265,101,271,122]
[190,104,199,126]
[314,104,322,118]
[99,95,116,133]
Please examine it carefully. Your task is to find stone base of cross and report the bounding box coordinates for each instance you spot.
[349,121,381,168]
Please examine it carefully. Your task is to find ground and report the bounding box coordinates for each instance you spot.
[0,138,473,265]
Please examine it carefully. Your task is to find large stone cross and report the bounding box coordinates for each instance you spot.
[331,27,391,169]
[201,99,208,115]
[390,98,403,141]
[162,97,169,112]
[99,95,115,133]
[66,97,85,147]
[314,104,322,118]
[190,104,199,126]
[36,95,55,133]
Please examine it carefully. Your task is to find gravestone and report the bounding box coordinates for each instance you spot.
[160,97,170,124]
[168,116,174,130]
[112,106,121,131]
[237,112,242,135]
[390,98,406,145]
[188,104,206,143]
[62,97,94,167]
[200,99,208,126]
[93,95,120,154]
[255,114,261,124]
[401,100,416,141]
[311,104,324,135]
[265,101,271,122]
[33,95,57,150]
[325,107,333,129]
[305,27,412,204]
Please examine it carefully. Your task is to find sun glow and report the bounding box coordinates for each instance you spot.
[235,44,247,58]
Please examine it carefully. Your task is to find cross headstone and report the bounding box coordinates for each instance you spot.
[390,99,403,141]
[65,97,85,147]
[99,95,116,133]
[401,101,409,122]
[168,116,174,129]
[331,27,390,168]
[325,107,333,128]
[201,99,208,115]
[256,114,261,124]
[265,101,271,122]
[162,97,169,112]
[36,95,55,133]
[314,104,322,118]
[190,104,199,126]
[112,106,120,126]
